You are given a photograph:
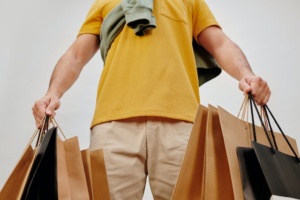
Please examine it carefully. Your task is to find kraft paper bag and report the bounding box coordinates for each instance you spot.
[237,100,300,199]
[81,149,93,199]
[82,149,110,200]
[0,138,36,200]
[218,105,298,200]
[202,105,234,199]
[21,125,90,200]
[62,136,90,200]
[1,117,90,200]
[172,102,299,200]
[55,135,90,200]
[21,127,59,200]
[172,105,208,200]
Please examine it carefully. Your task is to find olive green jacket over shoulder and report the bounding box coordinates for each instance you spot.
[100,0,221,86]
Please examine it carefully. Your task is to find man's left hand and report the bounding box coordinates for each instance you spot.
[239,75,271,105]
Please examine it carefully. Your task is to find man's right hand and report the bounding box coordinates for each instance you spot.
[31,34,100,128]
[32,95,61,128]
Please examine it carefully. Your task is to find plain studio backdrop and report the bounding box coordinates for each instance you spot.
[0,0,299,199]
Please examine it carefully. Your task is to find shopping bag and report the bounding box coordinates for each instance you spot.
[21,126,58,199]
[237,146,270,199]
[81,149,93,199]
[62,136,90,199]
[237,96,300,199]
[271,196,299,200]
[81,149,110,200]
[216,101,298,199]
[0,131,37,200]
[1,116,90,200]
[171,105,208,200]
[202,105,235,199]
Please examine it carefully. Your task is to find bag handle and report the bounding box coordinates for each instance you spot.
[35,115,51,147]
[34,115,67,147]
[249,96,278,150]
[264,104,300,162]
[248,93,300,163]
[260,106,278,150]
[248,93,274,150]
[50,117,67,140]
[20,115,50,158]
[20,115,67,160]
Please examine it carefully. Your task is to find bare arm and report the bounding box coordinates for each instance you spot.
[197,26,271,105]
[32,34,100,126]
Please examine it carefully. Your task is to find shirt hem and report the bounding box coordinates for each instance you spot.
[90,110,197,129]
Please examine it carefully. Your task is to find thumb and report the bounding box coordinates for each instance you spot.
[239,78,251,94]
[45,97,60,116]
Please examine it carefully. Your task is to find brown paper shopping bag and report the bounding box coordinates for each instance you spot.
[21,125,90,200]
[217,104,299,199]
[173,100,299,200]
[81,149,110,200]
[21,126,60,200]
[1,117,90,200]
[62,136,90,200]
[172,105,208,200]
[172,104,237,200]
[236,97,300,199]
[0,133,37,200]
[202,105,234,200]
[81,149,93,199]
[54,120,90,200]
[55,135,90,200]
[1,117,52,200]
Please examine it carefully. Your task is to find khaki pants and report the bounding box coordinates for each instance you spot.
[90,117,192,200]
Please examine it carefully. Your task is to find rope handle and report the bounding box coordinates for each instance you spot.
[21,115,48,157]
[50,117,67,140]
[19,115,68,161]
[27,115,67,148]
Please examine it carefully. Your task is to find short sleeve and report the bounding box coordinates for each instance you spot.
[191,0,221,40]
[77,0,103,36]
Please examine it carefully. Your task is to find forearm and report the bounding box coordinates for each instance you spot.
[32,34,100,126]
[215,41,270,104]
[213,39,254,81]
[197,26,270,105]
[198,26,255,81]
[46,34,100,98]
[46,53,85,98]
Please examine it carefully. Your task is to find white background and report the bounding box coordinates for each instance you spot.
[1,0,299,199]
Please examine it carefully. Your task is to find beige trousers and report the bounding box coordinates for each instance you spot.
[90,117,192,200]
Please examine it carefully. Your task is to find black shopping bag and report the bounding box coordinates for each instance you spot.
[237,94,300,200]
[237,146,270,199]
[21,126,58,200]
[1,116,91,200]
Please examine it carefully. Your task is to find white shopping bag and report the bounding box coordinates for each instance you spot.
[271,195,299,200]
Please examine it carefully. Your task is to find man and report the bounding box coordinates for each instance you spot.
[32,0,271,199]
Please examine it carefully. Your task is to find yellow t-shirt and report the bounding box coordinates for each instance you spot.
[78,0,220,127]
